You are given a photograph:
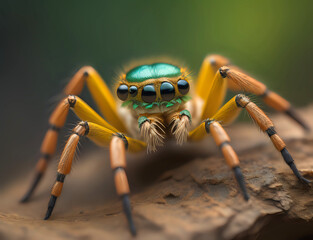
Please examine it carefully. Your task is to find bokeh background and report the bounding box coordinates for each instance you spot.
[1,0,313,185]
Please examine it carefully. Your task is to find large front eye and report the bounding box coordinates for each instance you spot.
[160,82,175,101]
[129,86,138,97]
[117,84,128,101]
[142,84,156,103]
[177,79,189,95]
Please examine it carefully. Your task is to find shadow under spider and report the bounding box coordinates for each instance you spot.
[125,139,215,188]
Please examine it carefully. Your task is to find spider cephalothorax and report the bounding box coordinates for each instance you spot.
[21,55,310,236]
[116,62,193,152]
[116,63,191,113]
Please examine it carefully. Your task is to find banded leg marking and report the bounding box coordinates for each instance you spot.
[43,121,144,235]
[188,119,249,200]
[197,54,309,130]
[110,136,136,236]
[45,122,146,220]
[206,120,249,200]
[21,99,70,203]
[44,121,88,220]
[22,65,127,203]
[236,95,310,184]
[21,95,118,202]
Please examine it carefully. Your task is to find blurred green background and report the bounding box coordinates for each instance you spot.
[1,0,313,184]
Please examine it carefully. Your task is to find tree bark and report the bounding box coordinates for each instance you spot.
[1,105,313,240]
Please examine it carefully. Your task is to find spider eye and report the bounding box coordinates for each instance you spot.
[177,79,189,95]
[129,86,138,97]
[117,84,128,101]
[160,82,175,101]
[142,84,156,103]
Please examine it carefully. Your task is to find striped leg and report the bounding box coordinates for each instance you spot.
[110,136,136,236]
[196,54,309,130]
[212,94,310,184]
[21,95,119,202]
[44,121,89,220]
[189,120,249,200]
[22,66,127,203]
[235,94,310,184]
[21,98,71,202]
[44,121,145,236]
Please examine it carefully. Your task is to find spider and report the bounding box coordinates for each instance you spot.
[21,54,310,236]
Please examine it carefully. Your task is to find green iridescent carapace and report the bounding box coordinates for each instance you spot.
[126,63,181,82]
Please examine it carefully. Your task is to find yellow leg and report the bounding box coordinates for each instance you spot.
[44,121,145,230]
[69,95,118,132]
[189,119,249,200]
[200,68,228,120]
[110,136,136,235]
[188,122,206,141]
[21,65,128,203]
[190,107,310,200]
[87,122,146,153]
[208,94,310,184]
[196,55,230,100]
[21,94,129,202]
[44,122,89,220]
[64,66,126,132]
[211,95,242,125]
[198,54,309,130]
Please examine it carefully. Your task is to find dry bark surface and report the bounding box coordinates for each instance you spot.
[1,106,313,240]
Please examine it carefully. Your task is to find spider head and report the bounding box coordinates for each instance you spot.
[116,63,191,112]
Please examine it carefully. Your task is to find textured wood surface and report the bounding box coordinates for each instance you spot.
[1,105,313,240]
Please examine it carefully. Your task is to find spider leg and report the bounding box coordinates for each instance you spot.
[21,95,119,203]
[64,66,126,132]
[189,120,249,200]
[44,121,145,236]
[235,94,310,184]
[224,66,309,130]
[110,136,136,236]
[87,122,146,153]
[44,121,89,220]
[200,67,228,120]
[197,54,309,130]
[211,94,310,184]
[196,54,229,101]
[22,65,128,203]
[211,95,242,125]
